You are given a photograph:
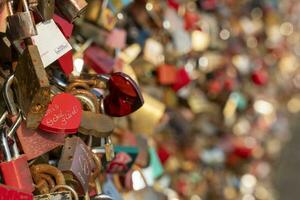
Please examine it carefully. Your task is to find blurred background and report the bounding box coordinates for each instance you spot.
[4,0,300,199]
[75,0,300,199]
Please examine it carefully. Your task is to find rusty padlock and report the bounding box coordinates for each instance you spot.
[3,74,65,161]
[13,42,51,129]
[58,136,96,195]
[6,0,37,41]
[56,0,88,22]
[31,164,79,200]
[65,83,114,138]
[30,164,65,194]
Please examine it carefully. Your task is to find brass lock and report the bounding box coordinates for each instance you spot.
[6,0,37,41]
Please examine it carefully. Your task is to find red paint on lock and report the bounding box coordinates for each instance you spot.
[157,64,177,85]
[39,93,83,134]
[0,155,34,193]
[172,68,191,92]
[9,116,65,161]
[57,51,74,75]
[53,14,74,39]
[0,184,33,200]
[104,72,144,117]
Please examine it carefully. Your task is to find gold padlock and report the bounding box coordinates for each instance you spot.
[130,93,165,136]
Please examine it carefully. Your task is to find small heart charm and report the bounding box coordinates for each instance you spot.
[39,93,83,134]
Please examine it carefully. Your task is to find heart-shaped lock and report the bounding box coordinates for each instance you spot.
[39,93,83,134]
[103,72,144,117]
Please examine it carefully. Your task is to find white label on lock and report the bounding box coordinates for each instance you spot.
[14,20,72,68]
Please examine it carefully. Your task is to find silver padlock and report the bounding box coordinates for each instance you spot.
[6,0,37,41]
[56,0,88,22]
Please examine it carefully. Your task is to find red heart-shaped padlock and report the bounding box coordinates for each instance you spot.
[103,72,144,117]
[39,93,82,134]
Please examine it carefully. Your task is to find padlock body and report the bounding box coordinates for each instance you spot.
[0,184,33,200]
[56,0,88,22]
[14,45,51,129]
[83,46,114,74]
[58,137,96,194]
[0,155,34,193]
[7,12,37,41]
[157,64,177,85]
[11,116,65,160]
[37,0,55,21]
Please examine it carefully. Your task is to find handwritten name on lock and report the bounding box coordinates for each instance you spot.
[58,137,95,193]
[39,93,83,134]
[78,144,93,180]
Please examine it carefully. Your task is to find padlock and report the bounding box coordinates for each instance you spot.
[30,164,80,200]
[69,72,144,117]
[58,136,96,195]
[156,64,177,85]
[105,146,138,174]
[6,0,37,41]
[0,184,33,200]
[14,44,51,129]
[83,45,115,74]
[3,75,65,160]
[84,0,102,25]
[37,0,55,22]
[64,82,114,137]
[53,14,74,39]
[130,93,165,135]
[90,153,113,200]
[100,72,144,117]
[38,93,83,134]
[56,0,88,22]
[172,68,191,92]
[0,130,34,193]
[30,164,63,195]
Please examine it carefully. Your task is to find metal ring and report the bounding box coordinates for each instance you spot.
[50,185,79,200]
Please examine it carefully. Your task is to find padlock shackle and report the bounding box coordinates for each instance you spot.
[1,130,12,161]
[0,111,8,126]
[3,74,18,115]
[7,0,30,14]
[7,112,22,139]
[21,0,29,12]
[7,0,14,15]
